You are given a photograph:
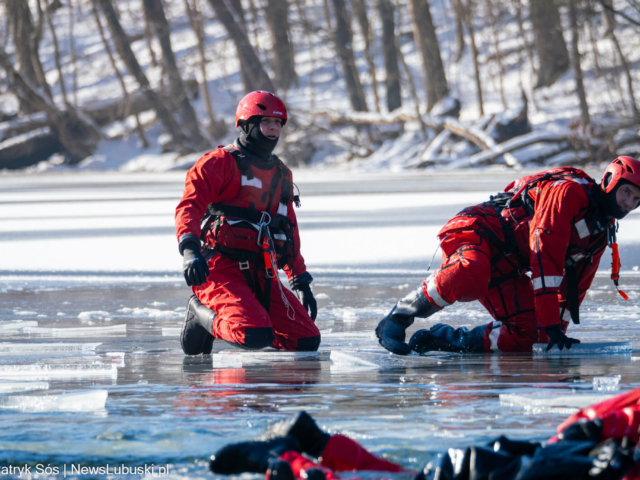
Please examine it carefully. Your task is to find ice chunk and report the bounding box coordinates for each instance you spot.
[18,324,126,337]
[593,375,621,391]
[0,364,117,379]
[0,343,101,355]
[162,327,181,337]
[117,307,181,319]
[0,390,108,412]
[77,311,110,321]
[0,381,49,393]
[105,352,125,367]
[0,321,38,333]
[330,349,442,372]
[212,350,320,368]
[532,342,631,356]
[500,392,616,412]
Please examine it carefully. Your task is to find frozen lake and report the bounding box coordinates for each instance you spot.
[1,169,639,478]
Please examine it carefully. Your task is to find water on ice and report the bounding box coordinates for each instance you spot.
[16,324,127,337]
[0,390,108,412]
[0,364,117,380]
[532,342,632,356]
[0,343,101,355]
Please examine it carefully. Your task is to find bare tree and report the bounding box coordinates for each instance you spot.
[93,0,193,153]
[143,0,207,148]
[331,0,368,111]
[567,0,590,130]
[45,0,69,105]
[461,0,483,116]
[207,0,275,92]
[485,0,506,108]
[451,0,466,62]
[530,0,569,88]
[377,0,401,111]
[293,0,317,109]
[68,0,78,105]
[0,45,100,162]
[264,0,297,88]
[408,0,448,111]
[183,0,227,139]
[92,1,149,147]
[352,0,381,112]
[600,0,640,121]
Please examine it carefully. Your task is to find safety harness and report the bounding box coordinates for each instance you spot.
[199,146,299,318]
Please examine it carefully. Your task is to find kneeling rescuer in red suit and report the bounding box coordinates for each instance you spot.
[175,91,320,354]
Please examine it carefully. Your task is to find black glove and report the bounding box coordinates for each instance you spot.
[545,324,580,351]
[182,243,209,287]
[290,273,317,321]
[558,418,603,442]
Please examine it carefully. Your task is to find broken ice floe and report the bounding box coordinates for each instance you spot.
[0,381,49,393]
[212,350,320,368]
[0,321,38,333]
[77,311,110,321]
[15,324,127,337]
[0,343,101,355]
[499,392,617,414]
[162,327,181,337]
[0,364,117,380]
[593,375,621,391]
[532,342,631,356]
[0,389,108,412]
[330,349,442,372]
[117,307,181,319]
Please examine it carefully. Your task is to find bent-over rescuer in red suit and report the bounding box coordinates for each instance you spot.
[376,157,640,355]
[175,91,320,355]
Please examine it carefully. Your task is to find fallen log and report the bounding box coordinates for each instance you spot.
[443,118,519,166]
[0,127,61,170]
[310,109,443,131]
[0,112,48,142]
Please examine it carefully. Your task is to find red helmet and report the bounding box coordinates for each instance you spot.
[235,91,287,128]
[602,156,640,194]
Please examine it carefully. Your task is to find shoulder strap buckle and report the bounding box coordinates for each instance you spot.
[239,261,250,270]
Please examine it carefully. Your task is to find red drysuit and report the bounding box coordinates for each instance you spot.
[175,144,320,349]
[422,168,612,352]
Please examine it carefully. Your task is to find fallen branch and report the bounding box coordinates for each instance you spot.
[443,118,519,166]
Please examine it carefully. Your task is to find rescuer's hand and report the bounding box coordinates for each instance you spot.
[545,324,580,351]
[290,274,317,321]
[182,244,209,287]
[558,418,603,442]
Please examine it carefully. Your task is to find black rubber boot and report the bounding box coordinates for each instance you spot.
[266,458,295,480]
[180,295,215,355]
[210,435,302,474]
[409,323,486,354]
[376,285,437,355]
[286,411,330,458]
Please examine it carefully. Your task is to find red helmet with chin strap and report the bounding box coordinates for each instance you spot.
[602,156,640,193]
[235,91,288,128]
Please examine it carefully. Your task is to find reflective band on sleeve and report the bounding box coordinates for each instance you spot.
[574,219,590,239]
[489,324,501,353]
[277,202,288,216]
[532,276,563,290]
[426,276,450,308]
[273,233,287,241]
[241,176,263,188]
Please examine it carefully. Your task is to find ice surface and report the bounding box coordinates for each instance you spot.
[593,375,622,391]
[330,349,443,372]
[0,343,101,355]
[500,392,617,411]
[0,364,117,379]
[117,307,181,319]
[211,350,320,368]
[105,352,125,367]
[0,390,108,412]
[0,381,49,393]
[17,324,127,337]
[77,311,110,321]
[532,342,632,356]
[0,321,38,333]
[162,327,181,337]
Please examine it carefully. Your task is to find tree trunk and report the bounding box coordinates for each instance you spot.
[452,0,466,62]
[485,0,506,108]
[567,0,590,130]
[68,0,78,105]
[45,0,69,105]
[461,0,483,117]
[264,0,297,88]
[352,0,380,112]
[184,0,227,139]
[408,0,448,111]
[93,0,193,153]
[377,0,401,112]
[530,0,569,88]
[0,45,100,163]
[143,0,207,148]
[331,0,368,111]
[294,0,317,110]
[92,1,149,147]
[207,0,275,93]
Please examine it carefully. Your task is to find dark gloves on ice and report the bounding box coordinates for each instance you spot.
[558,418,603,442]
[182,243,209,287]
[544,324,580,351]
[290,273,317,321]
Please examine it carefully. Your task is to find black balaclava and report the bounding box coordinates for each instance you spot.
[238,117,279,161]
[602,175,632,220]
